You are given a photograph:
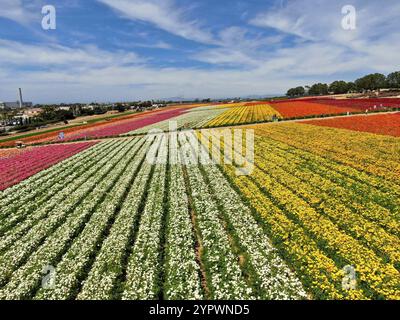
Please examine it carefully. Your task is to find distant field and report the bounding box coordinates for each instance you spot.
[0,107,187,147]
[2,99,400,147]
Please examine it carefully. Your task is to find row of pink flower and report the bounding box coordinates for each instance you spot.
[63,108,187,141]
[0,148,27,160]
[0,142,97,191]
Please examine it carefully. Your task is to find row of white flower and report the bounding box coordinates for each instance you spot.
[163,154,203,299]
[122,136,168,299]
[124,108,227,135]
[76,139,157,300]
[0,140,119,234]
[35,138,152,300]
[203,161,307,299]
[0,140,113,210]
[0,138,142,296]
[197,132,307,299]
[0,139,129,255]
[179,133,254,299]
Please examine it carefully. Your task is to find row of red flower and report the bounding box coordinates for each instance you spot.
[0,107,188,148]
[307,98,400,111]
[268,101,361,118]
[63,108,187,140]
[248,98,400,118]
[302,112,400,137]
[0,142,97,191]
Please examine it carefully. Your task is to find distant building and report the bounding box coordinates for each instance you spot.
[23,108,43,118]
[0,101,33,109]
[84,105,96,111]
[151,104,166,109]
[58,106,72,111]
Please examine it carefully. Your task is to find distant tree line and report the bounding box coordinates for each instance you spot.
[286,71,400,97]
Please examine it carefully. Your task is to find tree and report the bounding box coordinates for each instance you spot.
[286,88,295,97]
[286,86,305,97]
[346,82,358,93]
[329,81,349,94]
[386,71,400,88]
[355,73,386,92]
[115,104,126,112]
[308,83,329,95]
[295,86,305,96]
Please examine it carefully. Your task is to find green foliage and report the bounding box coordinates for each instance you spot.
[346,82,357,93]
[38,106,75,122]
[308,83,329,95]
[355,73,386,91]
[288,71,400,96]
[386,71,400,88]
[286,86,305,97]
[329,81,349,94]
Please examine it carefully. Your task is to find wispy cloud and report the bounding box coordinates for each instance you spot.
[0,0,36,25]
[192,26,285,67]
[250,0,400,47]
[132,41,173,50]
[97,0,216,44]
[0,0,399,103]
[0,39,142,68]
[247,0,400,74]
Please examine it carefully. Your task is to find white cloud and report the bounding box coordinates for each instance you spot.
[133,41,173,50]
[247,0,400,75]
[192,26,286,67]
[250,0,400,48]
[192,48,259,67]
[2,33,399,103]
[0,39,301,102]
[0,0,36,25]
[97,0,216,44]
[0,39,142,68]
[1,0,399,103]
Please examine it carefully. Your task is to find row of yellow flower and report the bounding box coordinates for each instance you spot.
[205,105,281,127]
[202,126,400,299]
[202,131,364,299]
[252,137,400,264]
[254,135,400,223]
[224,165,366,300]
[255,136,400,231]
[245,158,399,299]
[252,123,400,185]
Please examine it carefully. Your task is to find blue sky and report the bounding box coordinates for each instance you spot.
[0,0,399,103]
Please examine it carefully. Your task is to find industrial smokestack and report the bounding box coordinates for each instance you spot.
[18,88,23,108]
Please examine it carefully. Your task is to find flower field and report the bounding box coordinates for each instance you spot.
[204,104,281,127]
[0,142,97,191]
[268,101,361,118]
[0,107,188,148]
[65,108,187,140]
[213,123,400,299]
[0,148,26,160]
[0,104,399,300]
[0,135,307,300]
[125,104,281,134]
[302,113,400,137]
[309,98,400,111]
[125,107,227,135]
